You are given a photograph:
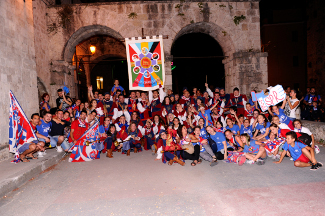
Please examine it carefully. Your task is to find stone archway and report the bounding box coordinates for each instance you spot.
[168,22,267,95]
[62,25,124,63]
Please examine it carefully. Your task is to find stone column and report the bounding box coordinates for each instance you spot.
[224,51,268,96]
[164,54,173,92]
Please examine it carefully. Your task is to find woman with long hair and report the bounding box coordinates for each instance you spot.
[253,114,270,140]
[104,124,117,158]
[179,125,201,166]
[40,93,51,111]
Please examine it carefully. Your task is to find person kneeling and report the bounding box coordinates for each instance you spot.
[274,131,322,171]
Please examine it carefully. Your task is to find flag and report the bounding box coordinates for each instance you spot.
[125,35,165,91]
[69,121,101,162]
[9,90,37,163]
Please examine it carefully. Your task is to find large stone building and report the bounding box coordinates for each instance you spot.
[0,0,268,158]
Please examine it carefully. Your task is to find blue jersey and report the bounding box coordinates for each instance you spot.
[209,132,228,152]
[111,85,124,94]
[255,122,270,139]
[199,109,213,126]
[226,124,240,135]
[240,125,253,137]
[243,140,259,154]
[36,119,51,137]
[274,108,290,125]
[282,141,307,161]
[99,125,109,134]
[200,128,209,140]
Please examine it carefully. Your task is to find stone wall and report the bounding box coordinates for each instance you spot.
[301,120,325,143]
[306,0,325,100]
[44,0,267,96]
[32,0,51,103]
[0,0,39,160]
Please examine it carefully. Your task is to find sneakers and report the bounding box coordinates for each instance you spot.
[246,160,254,165]
[310,164,318,171]
[316,162,323,168]
[271,155,276,160]
[315,145,320,154]
[290,157,294,161]
[56,146,63,153]
[38,151,44,157]
[237,156,246,166]
[42,150,47,155]
[256,159,265,165]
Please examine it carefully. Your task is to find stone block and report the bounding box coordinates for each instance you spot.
[242,24,248,31]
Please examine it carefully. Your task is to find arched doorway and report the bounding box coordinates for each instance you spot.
[90,57,128,95]
[171,33,225,94]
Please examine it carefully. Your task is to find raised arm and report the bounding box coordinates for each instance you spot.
[209,101,219,111]
[205,83,213,98]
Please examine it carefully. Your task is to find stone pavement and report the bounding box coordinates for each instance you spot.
[0,147,325,216]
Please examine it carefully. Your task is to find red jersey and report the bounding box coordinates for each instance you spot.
[68,119,89,142]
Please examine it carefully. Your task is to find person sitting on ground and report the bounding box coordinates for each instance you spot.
[156,130,185,166]
[225,118,240,136]
[293,119,319,153]
[310,101,322,122]
[234,133,267,165]
[49,110,71,152]
[240,119,255,137]
[140,119,156,152]
[206,125,230,160]
[253,114,270,141]
[104,124,117,158]
[224,129,243,151]
[36,111,52,157]
[115,114,131,155]
[193,126,218,166]
[274,131,323,171]
[22,113,46,161]
[178,125,201,166]
[68,110,89,146]
[127,122,143,153]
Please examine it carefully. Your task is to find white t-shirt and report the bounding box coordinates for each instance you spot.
[294,126,312,136]
[285,98,299,118]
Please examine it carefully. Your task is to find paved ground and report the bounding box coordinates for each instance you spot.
[1,147,325,216]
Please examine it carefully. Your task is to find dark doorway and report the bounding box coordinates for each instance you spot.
[90,57,128,95]
[171,33,225,94]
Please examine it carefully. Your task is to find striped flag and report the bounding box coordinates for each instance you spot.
[9,90,37,163]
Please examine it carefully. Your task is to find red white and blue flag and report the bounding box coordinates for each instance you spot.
[69,121,101,162]
[9,90,37,163]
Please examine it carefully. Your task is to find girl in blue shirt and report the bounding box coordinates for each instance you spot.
[226,118,240,135]
[253,114,270,140]
[239,133,267,165]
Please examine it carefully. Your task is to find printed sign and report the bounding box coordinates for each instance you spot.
[251,85,286,112]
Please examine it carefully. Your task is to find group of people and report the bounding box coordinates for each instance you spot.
[18,79,323,171]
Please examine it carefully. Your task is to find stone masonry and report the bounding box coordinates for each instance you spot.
[39,0,268,104]
[0,0,39,160]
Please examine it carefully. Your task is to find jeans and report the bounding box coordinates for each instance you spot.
[49,135,71,150]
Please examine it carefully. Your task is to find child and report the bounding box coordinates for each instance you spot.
[263,132,285,160]
[240,133,267,165]
[111,79,126,95]
[274,131,322,171]
[253,114,270,140]
[225,118,240,135]
[240,119,254,137]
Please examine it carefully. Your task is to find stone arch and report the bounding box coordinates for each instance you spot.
[62,25,123,63]
[171,22,236,58]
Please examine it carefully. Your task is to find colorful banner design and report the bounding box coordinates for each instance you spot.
[69,121,101,162]
[9,90,38,163]
[251,85,286,112]
[125,35,165,91]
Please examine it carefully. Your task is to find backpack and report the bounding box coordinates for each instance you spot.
[296,132,312,147]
